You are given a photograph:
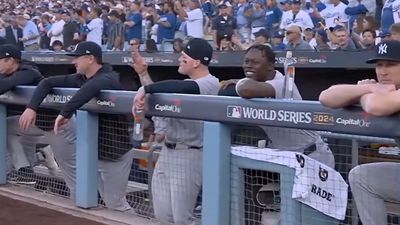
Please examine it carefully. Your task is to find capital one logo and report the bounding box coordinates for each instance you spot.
[227,105,242,118]
[378,43,388,55]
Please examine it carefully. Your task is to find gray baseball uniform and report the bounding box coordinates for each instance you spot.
[237,71,335,168]
[349,162,400,225]
[151,74,220,225]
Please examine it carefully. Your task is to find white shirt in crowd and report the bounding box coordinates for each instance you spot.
[319,2,349,28]
[186,8,204,38]
[280,10,314,31]
[86,18,103,47]
[47,19,65,46]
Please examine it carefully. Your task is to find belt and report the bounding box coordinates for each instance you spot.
[165,142,202,150]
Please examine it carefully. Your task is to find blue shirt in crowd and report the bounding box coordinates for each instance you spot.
[157,12,176,44]
[127,11,142,42]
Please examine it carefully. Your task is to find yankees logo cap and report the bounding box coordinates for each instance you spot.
[183,38,213,66]
[66,41,102,61]
[366,40,400,64]
[0,44,21,60]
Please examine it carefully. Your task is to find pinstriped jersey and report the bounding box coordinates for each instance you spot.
[165,74,220,147]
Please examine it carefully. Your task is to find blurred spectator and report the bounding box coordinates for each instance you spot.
[303,27,317,48]
[175,0,204,38]
[60,9,80,51]
[280,0,293,12]
[212,1,237,49]
[101,5,111,45]
[347,0,376,17]
[16,14,40,51]
[248,0,266,40]
[156,2,176,44]
[315,28,331,50]
[270,30,286,50]
[284,24,313,50]
[253,28,270,45]
[360,28,376,49]
[125,1,142,45]
[376,29,391,42]
[51,40,64,52]
[380,0,400,34]
[389,23,400,41]
[234,0,252,43]
[172,38,184,53]
[202,0,216,35]
[47,9,65,47]
[265,0,283,33]
[333,25,357,50]
[0,16,24,50]
[107,10,125,51]
[280,0,314,30]
[129,38,141,52]
[113,3,127,23]
[218,34,235,51]
[313,0,348,28]
[38,14,51,49]
[83,7,103,47]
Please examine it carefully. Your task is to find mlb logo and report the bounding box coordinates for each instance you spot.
[227,106,242,118]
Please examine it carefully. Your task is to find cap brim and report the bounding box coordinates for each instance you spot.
[366,57,400,64]
[65,52,85,57]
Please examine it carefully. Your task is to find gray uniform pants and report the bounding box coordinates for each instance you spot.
[152,145,202,225]
[8,116,133,211]
[349,162,400,225]
[45,118,134,211]
[6,116,45,173]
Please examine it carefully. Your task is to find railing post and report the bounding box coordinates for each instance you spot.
[202,122,231,225]
[0,105,6,184]
[76,110,98,208]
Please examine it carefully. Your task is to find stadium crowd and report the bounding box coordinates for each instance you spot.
[0,0,398,52]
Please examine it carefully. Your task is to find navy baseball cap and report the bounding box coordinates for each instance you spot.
[292,0,301,4]
[366,41,400,64]
[272,30,285,38]
[254,29,269,39]
[0,44,21,60]
[66,41,102,61]
[183,38,213,66]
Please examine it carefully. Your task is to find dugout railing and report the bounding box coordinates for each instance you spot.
[0,86,399,225]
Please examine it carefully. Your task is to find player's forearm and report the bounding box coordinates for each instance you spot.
[361,92,400,116]
[144,80,200,94]
[319,84,371,108]
[236,78,275,98]
[138,71,154,86]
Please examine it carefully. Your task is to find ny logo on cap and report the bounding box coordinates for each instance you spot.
[378,43,388,55]
[5,53,9,56]
[86,50,91,54]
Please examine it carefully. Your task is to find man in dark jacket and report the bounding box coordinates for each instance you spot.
[3,17,24,50]
[0,44,58,184]
[19,41,134,211]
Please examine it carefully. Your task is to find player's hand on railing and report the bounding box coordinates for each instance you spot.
[131,51,148,75]
[132,86,146,116]
[53,115,70,135]
[19,108,37,131]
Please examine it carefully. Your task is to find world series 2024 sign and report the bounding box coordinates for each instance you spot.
[226,106,372,128]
